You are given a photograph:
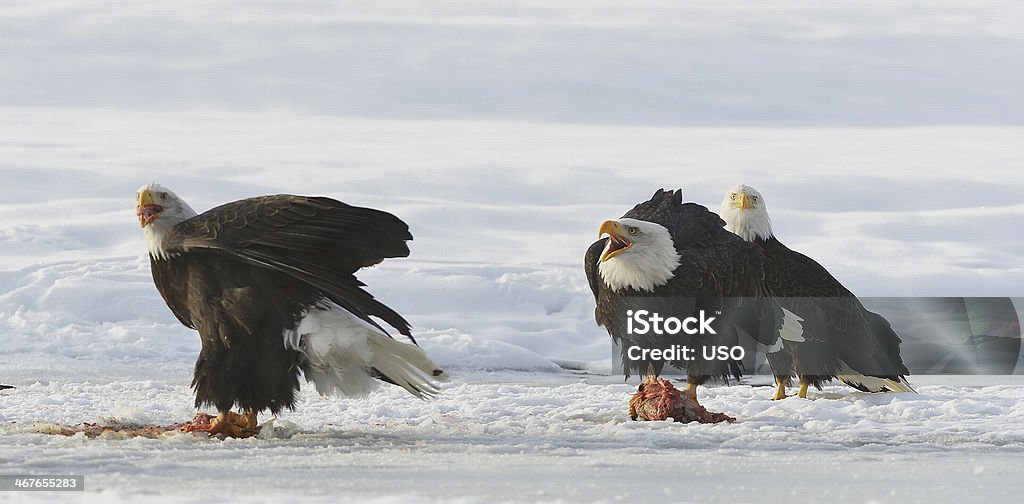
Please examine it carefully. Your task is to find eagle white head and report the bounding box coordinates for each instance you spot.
[720,184,773,242]
[597,217,681,292]
[136,183,198,259]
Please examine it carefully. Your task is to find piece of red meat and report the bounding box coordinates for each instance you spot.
[629,376,736,424]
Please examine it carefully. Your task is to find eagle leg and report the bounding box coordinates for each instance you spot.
[207,410,260,439]
[683,382,698,402]
[772,376,788,401]
[241,409,259,431]
[797,379,810,399]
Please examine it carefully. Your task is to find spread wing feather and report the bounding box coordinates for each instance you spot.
[160,195,415,337]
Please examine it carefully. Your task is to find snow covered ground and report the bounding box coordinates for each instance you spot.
[2,375,1023,504]
[2,1,1023,503]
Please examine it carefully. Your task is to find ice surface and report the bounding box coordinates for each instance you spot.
[1,1,1022,502]
[2,376,1023,503]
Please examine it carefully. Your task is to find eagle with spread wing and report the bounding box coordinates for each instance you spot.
[136,183,444,437]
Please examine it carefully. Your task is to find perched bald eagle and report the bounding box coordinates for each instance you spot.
[585,189,801,401]
[136,183,444,437]
[720,184,913,399]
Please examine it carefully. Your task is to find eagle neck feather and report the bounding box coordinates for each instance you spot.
[142,203,197,261]
[723,209,773,242]
[144,225,173,260]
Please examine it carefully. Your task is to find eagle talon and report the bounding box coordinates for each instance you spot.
[190,411,261,439]
[772,380,788,401]
[683,383,698,402]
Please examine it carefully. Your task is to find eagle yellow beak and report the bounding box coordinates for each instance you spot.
[599,220,619,238]
[599,220,632,262]
[737,193,753,210]
[136,189,163,227]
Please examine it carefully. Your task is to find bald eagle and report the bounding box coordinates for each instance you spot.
[136,183,444,437]
[720,184,913,399]
[585,189,801,401]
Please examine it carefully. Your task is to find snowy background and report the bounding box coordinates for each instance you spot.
[1,1,1023,503]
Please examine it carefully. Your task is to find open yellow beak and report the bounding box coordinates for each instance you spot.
[136,189,162,227]
[598,220,632,262]
[599,220,619,238]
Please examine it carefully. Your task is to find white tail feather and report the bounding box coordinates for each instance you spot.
[367,332,447,398]
[289,304,445,399]
[837,361,916,393]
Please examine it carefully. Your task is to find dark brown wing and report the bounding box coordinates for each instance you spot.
[151,255,195,329]
[762,236,865,339]
[584,238,607,304]
[761,236,909,379]
[160,195,414,336]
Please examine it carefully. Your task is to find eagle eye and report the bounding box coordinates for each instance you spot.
[627,226,639,236]
[752,196,758,202]
[160,193,167,200]
[729,194,736,200]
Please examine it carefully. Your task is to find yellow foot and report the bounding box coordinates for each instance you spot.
[798,382,809,399]
[684,382,698,402]
[207,411,260,438]
[772,383,788,401]
[772,375,793,400]
[239,409,259,430]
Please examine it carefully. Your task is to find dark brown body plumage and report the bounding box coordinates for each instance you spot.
[152,252,311,413]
